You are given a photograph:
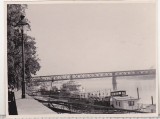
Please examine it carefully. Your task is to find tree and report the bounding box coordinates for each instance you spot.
[7,4,40,89]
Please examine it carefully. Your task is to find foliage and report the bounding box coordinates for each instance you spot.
[7,4,40,88]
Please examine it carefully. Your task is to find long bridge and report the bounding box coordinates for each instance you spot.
[31,69,156,91]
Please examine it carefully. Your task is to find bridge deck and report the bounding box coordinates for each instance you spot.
[31,69,156,82]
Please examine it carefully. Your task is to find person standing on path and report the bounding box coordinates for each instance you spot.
[8,84,18,115]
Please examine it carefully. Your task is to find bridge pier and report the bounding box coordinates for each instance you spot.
[112,75,117,91]
[70,75,73,80]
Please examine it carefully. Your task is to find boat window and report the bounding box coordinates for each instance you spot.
[122,92,126,95]
[119,102,120,107]
[128,101,134,106]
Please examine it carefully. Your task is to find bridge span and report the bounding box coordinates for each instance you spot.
[31,69,156,90]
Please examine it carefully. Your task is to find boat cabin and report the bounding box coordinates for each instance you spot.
[110,96,139,110]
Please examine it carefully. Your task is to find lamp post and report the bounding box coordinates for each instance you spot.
[16,15,30,99]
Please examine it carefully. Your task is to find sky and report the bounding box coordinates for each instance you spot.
[25,2,156,76]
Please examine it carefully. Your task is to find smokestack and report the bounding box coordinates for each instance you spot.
[137,88,139,99]
[151,96,153,105]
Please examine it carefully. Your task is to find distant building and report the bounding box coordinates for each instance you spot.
[60,80,85,97]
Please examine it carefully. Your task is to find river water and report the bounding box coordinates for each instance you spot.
[78,75,156,104]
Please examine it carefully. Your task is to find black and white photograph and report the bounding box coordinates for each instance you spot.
[6,0,158,116]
